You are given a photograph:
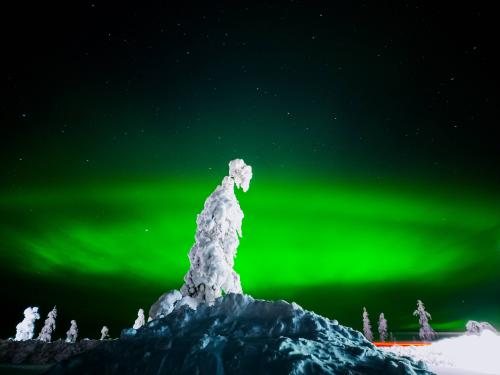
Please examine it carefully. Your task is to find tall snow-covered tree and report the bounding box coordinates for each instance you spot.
[148,159,253,320]
[15,307,40,341]
[38,306,57,342]
[378,313,388,342]
[362,307,373,341]
[65,320,78,343]
[413,299,436,341]
[100,326,110,340]
[133,309,145,329]
[180,159,253,305]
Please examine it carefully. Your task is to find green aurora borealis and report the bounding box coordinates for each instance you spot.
[2,176,499,288]
[1,173,499,336]
[1,2,499,339]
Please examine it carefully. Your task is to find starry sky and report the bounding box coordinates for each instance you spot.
[1,1,498,340]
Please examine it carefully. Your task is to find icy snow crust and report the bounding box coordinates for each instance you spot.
[48,294,432,375]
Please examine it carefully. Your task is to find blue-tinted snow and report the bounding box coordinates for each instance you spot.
[48,294,433,375]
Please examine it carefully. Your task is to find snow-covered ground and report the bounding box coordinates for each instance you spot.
[381,330,500,375]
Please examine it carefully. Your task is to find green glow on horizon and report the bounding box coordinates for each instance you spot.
[1,175,498,294]
[402,319,468,331]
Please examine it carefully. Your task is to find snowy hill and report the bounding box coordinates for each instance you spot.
[47,294,433,374]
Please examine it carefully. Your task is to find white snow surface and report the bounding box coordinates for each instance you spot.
[382,330,500,375]
[15,307,40,341]
[48,294,432,375]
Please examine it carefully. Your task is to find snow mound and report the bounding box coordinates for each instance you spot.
[48,294,432,375]
[150,290,183,319]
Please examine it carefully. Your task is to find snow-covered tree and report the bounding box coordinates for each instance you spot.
[148,159,253,320]
[362,307,373,341]
[38,306,57,342]
[378,312,388,342]
[180,159,252,305]
[465,320,497,335]
[413,299,436,341]
[100,326,110,340]
[133,308,145,329]
[65,320,78,343]
[15,306,40,341]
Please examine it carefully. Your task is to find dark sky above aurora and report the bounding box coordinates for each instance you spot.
[0,2,498,340]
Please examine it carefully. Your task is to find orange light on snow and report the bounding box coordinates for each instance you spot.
[373,342,432,347]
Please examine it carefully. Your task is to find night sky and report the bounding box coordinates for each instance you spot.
[1,1,498,340]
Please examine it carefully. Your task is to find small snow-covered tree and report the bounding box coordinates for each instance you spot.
[180,159,253,305]
[38,306,57,342]
[133,308,145,329]
[465,320,497,335]
[378,312,388,342]
[65,320,78,343]
[15,306,40,341]
[362,307,373,341]
[100,326,110,340]
[413,299,436,341]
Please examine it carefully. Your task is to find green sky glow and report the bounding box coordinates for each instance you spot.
[1,176,498,295]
